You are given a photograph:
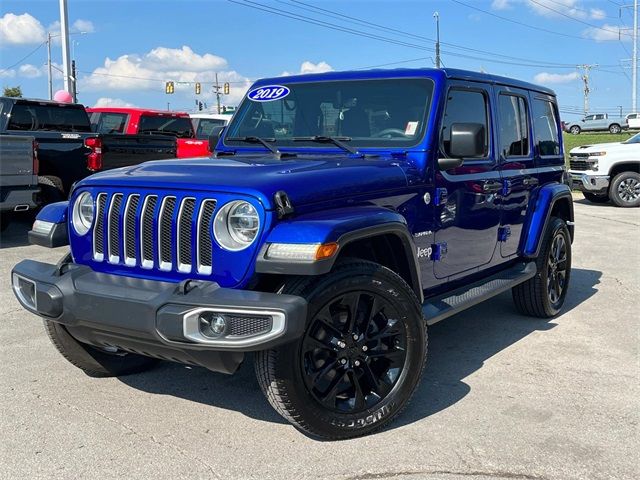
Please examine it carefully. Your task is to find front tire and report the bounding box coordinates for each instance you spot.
[255,260,427,439]
[512,217,572,318]
[44,320,159,377]
[570,125,581,135]
[583,192,609,204]
[609,171,640,207]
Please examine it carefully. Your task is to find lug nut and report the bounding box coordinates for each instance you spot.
[354,360,361,367]
[337,341,346,348]
[362,345,368,352]
[352,334,359,341]
[340,358,347,365]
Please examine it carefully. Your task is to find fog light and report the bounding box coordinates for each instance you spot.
[12,273,37,310]
[198,312,227,338]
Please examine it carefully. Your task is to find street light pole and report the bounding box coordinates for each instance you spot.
[47,33,53,100]
[633,0,638,113]
[59,0,73,98]
[433,11,441,68]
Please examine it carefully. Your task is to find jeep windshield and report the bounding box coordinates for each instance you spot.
[224,78,434,150]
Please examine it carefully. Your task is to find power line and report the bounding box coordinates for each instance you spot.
[77,69,252,84]
[528,0,633,38]
[0,41,46,74]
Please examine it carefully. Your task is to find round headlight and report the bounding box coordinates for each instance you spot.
[72,191,94,235]
[213,200,260,251]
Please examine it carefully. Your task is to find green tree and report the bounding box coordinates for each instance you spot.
[3,86,22,97]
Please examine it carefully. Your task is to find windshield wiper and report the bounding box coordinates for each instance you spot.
[227,136,296,159]
[292,136,360,156]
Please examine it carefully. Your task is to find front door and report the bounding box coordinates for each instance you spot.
[495,87,535,258]
[433,82,501,279]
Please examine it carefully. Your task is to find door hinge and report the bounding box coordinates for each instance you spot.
[501,180,512,196]
[431,242,448,261]
[434,188,448,206]
[498,226,511,242]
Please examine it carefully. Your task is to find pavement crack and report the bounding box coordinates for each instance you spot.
[343,470,547,480]
[577,212,639,227]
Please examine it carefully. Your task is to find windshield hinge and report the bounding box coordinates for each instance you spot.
[274,191,295,219]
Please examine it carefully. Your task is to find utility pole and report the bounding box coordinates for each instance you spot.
[71,60,77,103]
[433,11,441,68]
[619,105,624,117]
[59,0,73,98]
[633,0,638,113]
[47,32,53,100]
[214,73,222,114]
[577,64,597,116]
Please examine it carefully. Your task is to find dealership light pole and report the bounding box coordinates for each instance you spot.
[633,0,638,113]
[47,33,53,100]
[59,0,73,99]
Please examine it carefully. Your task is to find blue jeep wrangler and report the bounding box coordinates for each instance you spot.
[12,68,573,439]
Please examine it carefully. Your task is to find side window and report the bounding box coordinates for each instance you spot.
[93,113,128,134]
[595,114,605,120]
[7,104,36,131]
[498,94,530,157]
[532,99,560,156]
[584,115,593,121]
[441,89,490,158]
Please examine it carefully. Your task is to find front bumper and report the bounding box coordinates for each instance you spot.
[569,172,610,193]
[11,259,307,374]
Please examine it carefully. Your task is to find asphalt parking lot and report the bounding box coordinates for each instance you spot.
[0,196,638,480]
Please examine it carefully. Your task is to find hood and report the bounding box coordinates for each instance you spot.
[569,142,623,153]
[77,153,410,210]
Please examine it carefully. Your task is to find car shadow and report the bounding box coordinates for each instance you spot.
[0,215,34,249]
[117,268,601,434]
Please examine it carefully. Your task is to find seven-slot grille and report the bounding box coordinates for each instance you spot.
[569,158,593,171]
[93,192,217,274]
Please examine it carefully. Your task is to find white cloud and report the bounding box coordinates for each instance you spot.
[0,13,46,45]
[281,60,334,76]
[93,97,137,108]
[18,64,42,78]
[534,71,580,84]
[583,23,622,42]
[526,0,586,19]
[72,19,95,33]
[491,0,513,10]
[590,8,606,20]
[80,46,253,106]
[0,69,16,78]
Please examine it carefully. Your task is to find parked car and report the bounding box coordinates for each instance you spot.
[87,107,209,158]
[625,112,640,129]
[0,98,178,206]
[13,68,574,439]
[564,113,628,135]
[569,132,640,207]
[189,113,231,140]
[0,135,38,231]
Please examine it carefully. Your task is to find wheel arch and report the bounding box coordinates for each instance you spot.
[609,161,640,178]
[521,182,574,258]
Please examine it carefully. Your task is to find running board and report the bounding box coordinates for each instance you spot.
[422,262,537,326]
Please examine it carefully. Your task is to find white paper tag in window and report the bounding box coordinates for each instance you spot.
[405,121,419,136]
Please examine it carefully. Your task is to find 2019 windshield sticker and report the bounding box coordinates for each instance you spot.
[248,85,290,102]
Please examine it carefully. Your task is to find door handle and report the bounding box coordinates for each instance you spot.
[481,180,503,193]
[522,177,539,187]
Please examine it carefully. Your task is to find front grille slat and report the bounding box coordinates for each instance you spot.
[569,159,592,171]
[158,196,177,271]
[107,193,123,263]
[177,198,196,273]
[123,194,140,266]
[92,192,217,276]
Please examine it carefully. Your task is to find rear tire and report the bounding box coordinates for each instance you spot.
[44,320,159,377]
[255,259,427,439]
[512,217,572,318]
[609,171,640,207]
[609,123,621,134]
[583,192,609,204]
[38,175,65,204]
[0,212,12,232]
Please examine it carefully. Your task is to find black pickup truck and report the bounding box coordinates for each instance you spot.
[0,97,178,205]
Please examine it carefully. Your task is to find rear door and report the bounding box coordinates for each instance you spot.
[495,87,535,258]
[433,81,501,279]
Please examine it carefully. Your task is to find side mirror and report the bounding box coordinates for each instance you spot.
[438,123,485,170]
[208,126,225,153]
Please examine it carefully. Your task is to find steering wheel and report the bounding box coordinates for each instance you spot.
[372,128,407,138]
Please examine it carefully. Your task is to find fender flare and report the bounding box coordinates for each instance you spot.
[521,183,574,258]
[255,206,423,301]
[28,201,69,248]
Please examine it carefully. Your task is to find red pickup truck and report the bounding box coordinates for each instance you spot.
[86,107,209,158]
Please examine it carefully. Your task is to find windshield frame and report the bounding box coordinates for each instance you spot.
[623,132,640,144]
[222,76,435,152]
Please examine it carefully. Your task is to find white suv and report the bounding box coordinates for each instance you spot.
[569,133,640,207]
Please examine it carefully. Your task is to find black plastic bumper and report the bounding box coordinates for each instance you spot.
[11,260,307,374]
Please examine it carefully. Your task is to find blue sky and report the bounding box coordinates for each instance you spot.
[0,0,636,119]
